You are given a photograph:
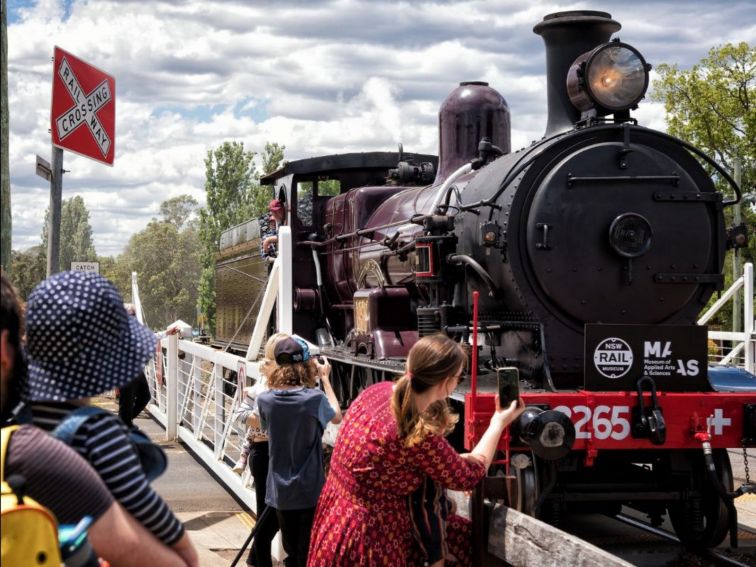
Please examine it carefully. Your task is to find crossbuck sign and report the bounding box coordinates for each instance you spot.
[51,47,116,166]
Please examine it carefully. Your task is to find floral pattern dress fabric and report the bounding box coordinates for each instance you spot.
[307,381,486,566]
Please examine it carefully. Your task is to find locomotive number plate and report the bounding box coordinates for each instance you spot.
[553,404,631,440]
[584,324,709,391]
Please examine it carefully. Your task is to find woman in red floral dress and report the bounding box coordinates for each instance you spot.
[307,335,524,566]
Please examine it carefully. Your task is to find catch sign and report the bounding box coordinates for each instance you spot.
[585,324,710,391]
[71,261,100,274]
[51,46,116,166]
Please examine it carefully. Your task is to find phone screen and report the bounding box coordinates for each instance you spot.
[497,367,520,407]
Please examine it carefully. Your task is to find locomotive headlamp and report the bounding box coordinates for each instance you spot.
[567,41,650,113]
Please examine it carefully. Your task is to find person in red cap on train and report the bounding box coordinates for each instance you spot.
[259,199,286,259]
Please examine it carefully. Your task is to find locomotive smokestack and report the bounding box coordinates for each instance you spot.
[435,82,510,184]
[534,11,621,136]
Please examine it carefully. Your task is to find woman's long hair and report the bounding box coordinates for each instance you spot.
[391,334,466,447]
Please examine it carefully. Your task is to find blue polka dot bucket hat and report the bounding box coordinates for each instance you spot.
[24,271,156,402]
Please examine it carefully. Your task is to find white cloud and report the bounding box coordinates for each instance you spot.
[7,0,755,255]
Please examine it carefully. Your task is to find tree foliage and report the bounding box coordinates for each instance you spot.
[197,141,286,333]
[159,195,198,230]
[652,42,755,191]
[652,42,755,327]
[197,141,257,333]
[10,246,46,300]
[10,195,97,300]
[106,195,201,329]
[251,141,287,218]
[41,195,98,271]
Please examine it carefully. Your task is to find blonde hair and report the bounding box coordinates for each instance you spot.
[260,332,289,381]
[391,335,465,447]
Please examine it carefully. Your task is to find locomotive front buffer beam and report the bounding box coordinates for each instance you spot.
[465,390,756,556]
[465,390,756,459]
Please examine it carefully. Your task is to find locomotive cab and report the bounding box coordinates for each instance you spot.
[259,152,438,343]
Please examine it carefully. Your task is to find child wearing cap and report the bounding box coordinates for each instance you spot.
[233,332,290,567]
[256,337,341,567]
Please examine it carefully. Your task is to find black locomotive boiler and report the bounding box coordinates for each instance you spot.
[227,10,756,556]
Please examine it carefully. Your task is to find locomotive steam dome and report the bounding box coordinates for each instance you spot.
[436,82,511,183]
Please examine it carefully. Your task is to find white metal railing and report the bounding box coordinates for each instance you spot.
[699,262,755,374]
[135,228,296,514]
[144,333,262,511]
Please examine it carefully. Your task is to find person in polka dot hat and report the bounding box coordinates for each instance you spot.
[24,271,155,402]
[23,270,199,567]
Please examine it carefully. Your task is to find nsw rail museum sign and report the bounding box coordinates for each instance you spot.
[584,324,709,391]
[51,47,116,166]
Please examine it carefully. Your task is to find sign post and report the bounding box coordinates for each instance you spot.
[46,47,115,275]
[46,146,63,276]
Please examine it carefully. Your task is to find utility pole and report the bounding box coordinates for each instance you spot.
[1,0,11,274]
[46,146,63,276]
[732,158,742,334]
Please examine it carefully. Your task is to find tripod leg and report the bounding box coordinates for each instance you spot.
[230,506,273,567]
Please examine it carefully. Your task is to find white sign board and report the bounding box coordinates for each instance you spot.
[71,261,100,274]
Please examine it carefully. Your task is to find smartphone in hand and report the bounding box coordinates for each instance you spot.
[496,367,520,407]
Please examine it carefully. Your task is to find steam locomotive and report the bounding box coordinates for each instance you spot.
[217,10,756,554]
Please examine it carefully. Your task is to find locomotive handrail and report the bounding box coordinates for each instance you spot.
[431,162,473,213]
[649,130,743,206]
[448,254,497,297]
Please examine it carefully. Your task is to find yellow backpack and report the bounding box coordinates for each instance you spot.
[1,425,62,566]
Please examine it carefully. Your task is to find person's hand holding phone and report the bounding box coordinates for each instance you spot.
[315,355,331,384]
[491,395,525,429]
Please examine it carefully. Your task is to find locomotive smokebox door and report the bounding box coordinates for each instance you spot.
[584,324,709,391]
[524,137,722,326]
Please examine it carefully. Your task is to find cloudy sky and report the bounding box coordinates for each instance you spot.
[7,0,756,256]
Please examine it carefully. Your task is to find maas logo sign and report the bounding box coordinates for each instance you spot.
[50,46,116,166]
[593,337,633,379]
[584,324,709,391]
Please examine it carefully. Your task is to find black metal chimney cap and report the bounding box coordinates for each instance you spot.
[459,81,489,87]
[534,10,619,35]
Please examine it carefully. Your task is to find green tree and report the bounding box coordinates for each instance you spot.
[652,42,756,327]
[41,195,97,271]
[160,195,198,230]
[112,196,202,329]
[12,196,98,298]
[197,142,256,333]
[10,246,46,300]
[261,142,286,176]
[250,142,287,220]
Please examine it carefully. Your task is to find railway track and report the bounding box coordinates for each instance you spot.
[612,513,755,566]
[560,509,756,566]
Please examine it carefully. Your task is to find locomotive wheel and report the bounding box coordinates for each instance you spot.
[515,461,539,516]
[667,449,733,548]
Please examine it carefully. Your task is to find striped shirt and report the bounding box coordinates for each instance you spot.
[31,402,185,545]
[5,424,114,525]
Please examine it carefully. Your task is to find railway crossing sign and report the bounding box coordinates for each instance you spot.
[50,46,116,165]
